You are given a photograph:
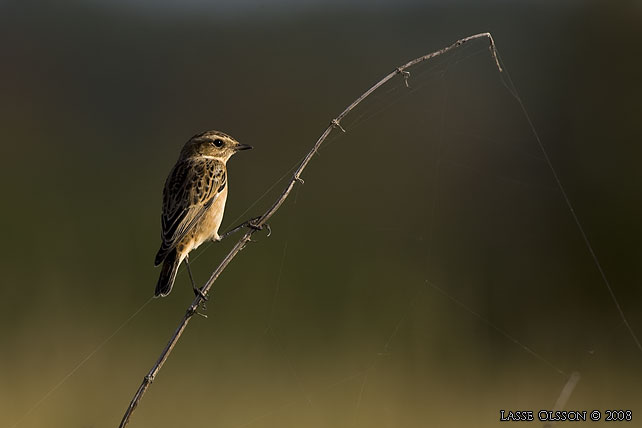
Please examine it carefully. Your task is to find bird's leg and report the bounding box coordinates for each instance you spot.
[219,216,271,241]
[184,255,208,302]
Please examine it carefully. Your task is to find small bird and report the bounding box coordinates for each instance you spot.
[154,130,252,297]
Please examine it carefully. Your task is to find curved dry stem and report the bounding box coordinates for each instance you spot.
[118,32,502,428]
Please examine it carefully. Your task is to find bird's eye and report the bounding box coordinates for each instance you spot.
[213,139,224,147]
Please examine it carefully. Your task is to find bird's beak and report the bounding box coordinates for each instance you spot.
[235,143,253,151]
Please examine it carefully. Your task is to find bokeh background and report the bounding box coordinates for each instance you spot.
[1,1,641,427]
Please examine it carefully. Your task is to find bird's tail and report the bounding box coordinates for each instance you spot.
[155,248,180,297]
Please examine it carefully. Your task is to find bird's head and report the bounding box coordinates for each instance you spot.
[180,130,252,162]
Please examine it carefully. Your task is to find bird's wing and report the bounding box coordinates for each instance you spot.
[155,157,226,265]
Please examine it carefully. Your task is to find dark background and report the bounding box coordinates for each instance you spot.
[1,1,641,427]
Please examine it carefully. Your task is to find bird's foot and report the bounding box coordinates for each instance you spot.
[247,216,265,231]
[220,216,263,241]
[248,218,271,242]
[188,305,208,318]
[193,286,209,302]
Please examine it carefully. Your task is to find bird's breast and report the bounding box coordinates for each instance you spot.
[202,184,228,242]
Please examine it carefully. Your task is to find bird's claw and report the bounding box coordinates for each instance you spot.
[193,288,209,316]
[397,67,410,87]
[248,219,272,242]
[193,286,209,302]
[188,304,208,318]
[248,217,263,230]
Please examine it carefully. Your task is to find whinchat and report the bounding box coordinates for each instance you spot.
[154,130,252,297]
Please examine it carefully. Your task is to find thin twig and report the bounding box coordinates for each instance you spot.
[118,32,502,428]
[543,372,581,428]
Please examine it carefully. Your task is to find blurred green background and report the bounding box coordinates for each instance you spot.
[1,0,641,427]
